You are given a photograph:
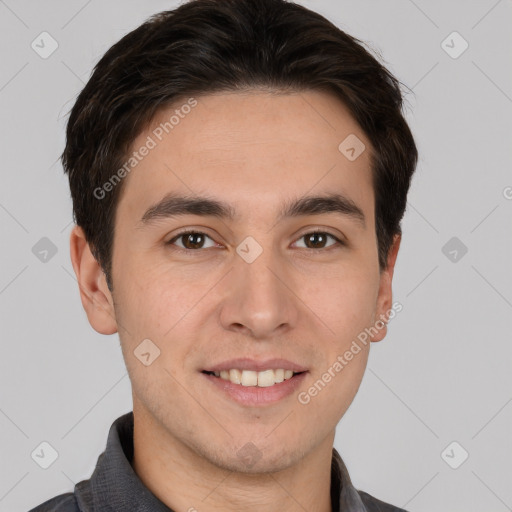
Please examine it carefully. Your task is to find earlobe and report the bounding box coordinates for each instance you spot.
[69,225,118,335]
[371,233,401,343]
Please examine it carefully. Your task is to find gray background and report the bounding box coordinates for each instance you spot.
[1,0,511,511]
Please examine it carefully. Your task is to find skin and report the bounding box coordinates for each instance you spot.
[70,89,400,512]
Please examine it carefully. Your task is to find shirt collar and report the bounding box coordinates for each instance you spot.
[74,411,368,512]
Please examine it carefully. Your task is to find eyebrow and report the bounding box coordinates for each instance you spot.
[137,192,366,228]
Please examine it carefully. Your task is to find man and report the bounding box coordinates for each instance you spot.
[30,0,417,510]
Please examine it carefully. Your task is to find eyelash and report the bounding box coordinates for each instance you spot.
[166,229,345,254]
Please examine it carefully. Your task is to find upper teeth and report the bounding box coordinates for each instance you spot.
[214,369,296,387]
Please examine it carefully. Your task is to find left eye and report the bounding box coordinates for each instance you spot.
[166,230,343,252]
[293,230,343,250]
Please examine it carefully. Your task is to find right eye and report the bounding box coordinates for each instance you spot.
[166,230,218,252]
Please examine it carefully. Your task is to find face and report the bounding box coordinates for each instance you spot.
[75,90,399,474]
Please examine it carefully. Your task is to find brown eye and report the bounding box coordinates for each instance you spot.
[166,229,343,254]
[294,231,343,250]
[167,231,216,250]
[304,232,329,249]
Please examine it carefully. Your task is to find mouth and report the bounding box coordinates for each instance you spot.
[201,368,306,387]
[201,368,308,406]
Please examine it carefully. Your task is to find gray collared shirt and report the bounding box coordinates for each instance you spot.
[29,411,408,511]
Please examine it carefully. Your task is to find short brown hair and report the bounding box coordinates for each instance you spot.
[62,0,418,292]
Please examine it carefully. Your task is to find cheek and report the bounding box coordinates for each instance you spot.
[303,264,379,342]
[114,251,186,326]
[297,277,374,419]
[114,276,193,402]
[114,261,212,370]
[299,347,369,430]
[296,265,376,416]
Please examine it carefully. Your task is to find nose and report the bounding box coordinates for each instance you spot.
[218,246,299,340]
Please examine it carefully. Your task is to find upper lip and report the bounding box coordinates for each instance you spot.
[203,358,308,373]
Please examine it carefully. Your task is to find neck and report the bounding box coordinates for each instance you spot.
[131,405,335,512]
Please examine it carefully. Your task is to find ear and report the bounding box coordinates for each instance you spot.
[371,233,401,342]
[69,225,118,335]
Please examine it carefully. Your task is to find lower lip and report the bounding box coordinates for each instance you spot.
[202,371,308,406]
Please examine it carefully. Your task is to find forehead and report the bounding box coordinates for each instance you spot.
[116,90,374,225]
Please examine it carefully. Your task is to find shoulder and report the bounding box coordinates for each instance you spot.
[28,492,79,511]
[358,490,409,512]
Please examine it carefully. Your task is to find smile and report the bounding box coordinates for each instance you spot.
[202,369,304,387]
